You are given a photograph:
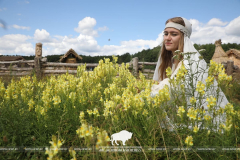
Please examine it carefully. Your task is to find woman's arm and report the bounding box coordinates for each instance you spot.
[151,78,170,97]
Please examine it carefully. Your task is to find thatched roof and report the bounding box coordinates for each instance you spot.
[212,39,229,63]
[59,48,82,62]
[226,49,240,59]
[0,56,25,61]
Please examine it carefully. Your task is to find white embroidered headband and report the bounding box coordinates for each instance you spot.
[165,17,192,38]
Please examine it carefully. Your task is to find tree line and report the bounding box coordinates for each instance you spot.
[3,43,240,65]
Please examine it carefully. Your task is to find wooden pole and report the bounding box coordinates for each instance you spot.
[133,57,139,77]
[34,43,43,79]
[226,60,233,76]
[34,57,41,79]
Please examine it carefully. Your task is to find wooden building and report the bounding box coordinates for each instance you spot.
[59,49,82,63]
[212,39,229,64]
[0,56,25,61]
[226,49,240,68]
[212,39,240,69]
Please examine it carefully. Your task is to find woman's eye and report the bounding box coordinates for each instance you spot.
[164,33,178,36]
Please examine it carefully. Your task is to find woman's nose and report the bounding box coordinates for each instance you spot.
[165,34,171,41]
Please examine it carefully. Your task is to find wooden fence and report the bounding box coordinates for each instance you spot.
[1,55,238,80]
[0,56,156,79]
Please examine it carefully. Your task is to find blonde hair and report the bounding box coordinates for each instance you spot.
[158,17,185,81]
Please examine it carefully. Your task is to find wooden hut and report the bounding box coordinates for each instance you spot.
[59,48,82,63]
[226,49,240,68]
[0,56,25,61]
[212,39,229,64]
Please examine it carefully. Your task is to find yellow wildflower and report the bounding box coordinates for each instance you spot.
[96,130,110,149]
[193,125,199,133]
[79,111,84,121]
[142,109,148,116]
[196,81,205,96]
[28,98,35,111]
[69,92,76,101]
[45,135,64,160]
[225,103,234,115]
[93,108,100,116]
[187,107,197,121]
[206,96,216,109]
[76,123,93,138]
[221,123,232,132]
[175,64,187,83]
[87,109,93,115]
[52,95,61,105]
[185,136,193,146]
[204,115,211,121]
[166,67,172,78]
[205,76,214,88]
[189,97,196,105]
[177,106,185,119]
[69,147,76,160]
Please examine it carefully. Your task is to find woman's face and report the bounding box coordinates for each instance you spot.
[164,27,181,53]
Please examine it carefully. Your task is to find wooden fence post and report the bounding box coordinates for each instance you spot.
[34,43,42,79]
[226,60,233,76]
[133,57,139,77]
[34,57,41,79]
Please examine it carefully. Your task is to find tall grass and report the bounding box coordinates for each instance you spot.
[0,55,239,159]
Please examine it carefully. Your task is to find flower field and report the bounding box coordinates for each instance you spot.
[0,55,240,159]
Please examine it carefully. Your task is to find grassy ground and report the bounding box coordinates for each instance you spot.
[0,68,240,160]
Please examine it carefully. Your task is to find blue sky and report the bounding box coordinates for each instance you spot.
[0,0,240,56]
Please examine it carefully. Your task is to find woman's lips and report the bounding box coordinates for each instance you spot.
[165,43,172,45]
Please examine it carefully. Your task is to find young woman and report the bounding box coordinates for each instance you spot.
[151,17,229,130]
[151,17,190,97]
[153,17,185,82]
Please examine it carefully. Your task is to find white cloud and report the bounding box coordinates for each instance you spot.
[2,34,31,42]
[15,43,34,54]
[207,18,228,26]
[34,29,52,42]
[12,24,30,30]
[225,16,240,36]
[74,17,98,37]
[17,13,21,16]
[0,34,34,55]
[98,26,109,31]
[38,33,162,57]
[189,17,240,44]
[40,34,101,56]
[189,19,205,33]
[121,39,159,50]
[156,32,164,44]
[1,16,240,57]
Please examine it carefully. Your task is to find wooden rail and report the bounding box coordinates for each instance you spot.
[0,57,157,79]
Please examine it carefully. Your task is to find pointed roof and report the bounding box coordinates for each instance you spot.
[59,48,82,62]
[226,49,240,59]
[212,39,229,63]
[226,49,240,69]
